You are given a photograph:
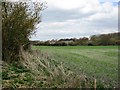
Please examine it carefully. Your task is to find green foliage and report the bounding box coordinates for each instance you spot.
[2,2,45,61]
[34,46,118,88]
[2,61,35,88]
[90,32,120,46]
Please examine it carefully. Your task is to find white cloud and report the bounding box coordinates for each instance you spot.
[39,1,118,30]
[31,0,118,40]
[5,0,118,40]
[44,0,99,10]
[84,2,118,24]
[32,11,118,40]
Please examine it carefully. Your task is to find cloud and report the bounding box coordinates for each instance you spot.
[32,11,118,41]
[31,0,118,40]
[44,0,99,10]
[43,0,102,16]
[5,0,118,41]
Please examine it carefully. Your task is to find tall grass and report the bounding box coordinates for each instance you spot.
[2,47,96,88]
[20,47,96,88]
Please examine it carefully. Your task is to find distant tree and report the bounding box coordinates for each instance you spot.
[2,2,45,61]
[109,38,116,45]
[115,40,120,45]
[99,35,111,45]
[90,35,98,45]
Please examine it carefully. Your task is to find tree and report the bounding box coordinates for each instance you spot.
[2,2,45,61]
[99,35,111,45]
[90,35,99,45]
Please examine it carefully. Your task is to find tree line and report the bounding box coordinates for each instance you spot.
[31,32,120,46]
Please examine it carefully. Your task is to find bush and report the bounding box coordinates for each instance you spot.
[2,2,45,61]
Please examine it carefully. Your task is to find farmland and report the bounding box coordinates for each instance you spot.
[33,46,118,88]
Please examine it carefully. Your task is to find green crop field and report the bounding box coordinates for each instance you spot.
[33,46,118,88]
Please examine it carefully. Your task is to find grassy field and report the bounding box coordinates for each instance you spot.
[33,46,118,88]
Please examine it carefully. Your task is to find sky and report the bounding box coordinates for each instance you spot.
[8,0,119,41]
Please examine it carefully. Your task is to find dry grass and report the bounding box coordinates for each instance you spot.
[19,47,95,88]
[2,47,96,88]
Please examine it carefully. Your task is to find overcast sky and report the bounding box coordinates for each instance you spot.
[29,0,118,41]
